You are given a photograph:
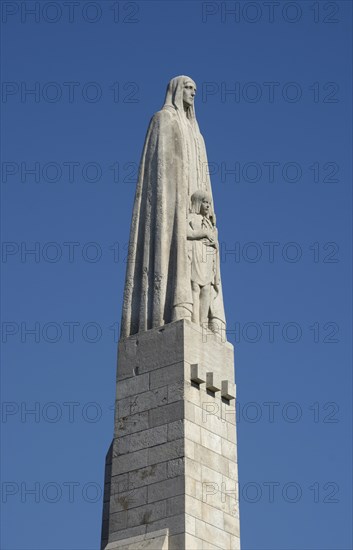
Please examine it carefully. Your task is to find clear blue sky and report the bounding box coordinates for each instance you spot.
[1,1,352,549]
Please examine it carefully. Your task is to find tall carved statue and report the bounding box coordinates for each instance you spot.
[121,75,226,338]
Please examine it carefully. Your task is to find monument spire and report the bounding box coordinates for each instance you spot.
[100,76,240,550]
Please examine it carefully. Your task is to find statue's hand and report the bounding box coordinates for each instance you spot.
[202,230,212,240]
[204,229,215,242]
[203,235,217,248]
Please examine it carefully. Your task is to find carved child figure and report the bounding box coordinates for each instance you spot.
[187,190,220,328]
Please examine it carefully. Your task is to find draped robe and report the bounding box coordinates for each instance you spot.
[121,76,226,338]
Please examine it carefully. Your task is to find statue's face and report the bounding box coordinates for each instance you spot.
[200,197,211,217]
[183,80,196,108]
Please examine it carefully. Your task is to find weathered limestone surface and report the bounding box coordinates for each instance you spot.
[101,320,240,550]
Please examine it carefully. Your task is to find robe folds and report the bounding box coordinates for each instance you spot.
[120,105,226,338]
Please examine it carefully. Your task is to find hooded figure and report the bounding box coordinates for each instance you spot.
[120,76,226,337]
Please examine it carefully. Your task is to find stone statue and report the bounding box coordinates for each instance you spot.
[187,190,220,328]
[120,75,226,338]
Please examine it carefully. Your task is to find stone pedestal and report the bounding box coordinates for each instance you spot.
[101,320,240,550]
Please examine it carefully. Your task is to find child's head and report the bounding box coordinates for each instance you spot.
[190,190,213,218]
